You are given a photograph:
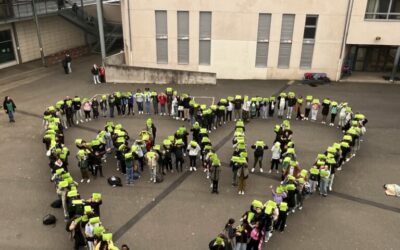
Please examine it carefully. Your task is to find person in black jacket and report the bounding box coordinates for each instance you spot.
[91,64,100,84]
[251,141,268,173]
[3,96,16,123]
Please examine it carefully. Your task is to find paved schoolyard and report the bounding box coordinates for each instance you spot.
[1,55,400,249]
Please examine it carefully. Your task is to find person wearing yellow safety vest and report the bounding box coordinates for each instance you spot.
[144,87,152,114]
[329,101,339,126]
[237,157,249,195]
[274,202,288,232]
[145,150,159,183]
[187,141,201,171]
[309,166,320,194]
[165,87,174,115]
[319,164,330,197]
[304,95,313,120]
[295,95,303,120]
[286,93,297,119]
[173,139,185,172]
[162,139,173,174]
[151,90,159,115]
[235,220,251,250]
[310,98,320,121]
[135,89,144,114]
[233,95,243,121]
[72,96,84,124]
[64,96,75,127]
[250,140,269,173]
[77,149,91,183]
[321,98,331,124]
[209,156,221,194]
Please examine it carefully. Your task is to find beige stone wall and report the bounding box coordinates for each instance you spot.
[123,0,349,80]
[347,0,400,46]
[15,15,86,63]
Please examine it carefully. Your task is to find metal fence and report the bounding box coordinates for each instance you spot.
[0,0,97,22]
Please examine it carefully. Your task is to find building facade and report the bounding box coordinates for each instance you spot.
[120,0,400,81]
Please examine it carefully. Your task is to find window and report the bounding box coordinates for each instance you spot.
[177,11,189,64]
[300,15,318,68]
[0,29,16,64]
[199,11,211,65]
[155,10,168,63]
[278,14,295,68]
[255,13,271,67]
[365,0,400,20]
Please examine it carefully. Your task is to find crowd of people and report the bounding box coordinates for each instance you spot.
[41,87,367,249]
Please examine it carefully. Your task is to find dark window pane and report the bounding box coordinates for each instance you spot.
[378,0,391,12]
[303,27,316,39]
[0,30,12,42]
[0,40,16,64]
[305,16,317,26]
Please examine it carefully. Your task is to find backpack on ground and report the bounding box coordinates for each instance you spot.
[107,176,123,187]
[50,199,62,208]
[43,214,56,225]
[155,172,164,183]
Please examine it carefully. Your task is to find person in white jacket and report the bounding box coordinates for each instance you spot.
[187,141,201,171]
[270,142,282,174]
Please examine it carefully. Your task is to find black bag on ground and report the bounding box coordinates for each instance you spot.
[155,172,164,183]
[50,198,62,208]
[43,214,56,225]
[107,176,123,187]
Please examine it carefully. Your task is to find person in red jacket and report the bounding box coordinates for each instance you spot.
[157,92,167,115]
[99,66,106,83]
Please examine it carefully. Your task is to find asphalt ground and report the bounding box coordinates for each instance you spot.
[0,55,400,249]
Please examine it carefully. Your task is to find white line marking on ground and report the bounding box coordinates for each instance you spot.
[287,80,295,85]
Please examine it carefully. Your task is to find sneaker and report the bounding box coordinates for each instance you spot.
[89,118,92,121]
[238,191,241,195]
[189,167,193,171]
[80,179,84,183]
[242,191,245,195]
[154,179,156,183]
[268,170,272,174]
[337,167,342,171]
[298,206,303,210]
[260,168,264,173]
[251,168,255,173]
[80,120,84,123]
[329,187,332,191]
[87,179,90,183]
[276,170,280,174]
[206,175,209,179]
[76,121,79,125]
[204,168,207,172]
[193,167,197,171]
[150,178,153,182]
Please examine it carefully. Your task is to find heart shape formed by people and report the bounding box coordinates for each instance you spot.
[42,89,367,249]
